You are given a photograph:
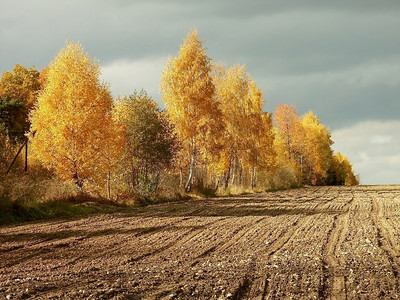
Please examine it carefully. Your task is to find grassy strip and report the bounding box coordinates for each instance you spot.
[0,194,117,226]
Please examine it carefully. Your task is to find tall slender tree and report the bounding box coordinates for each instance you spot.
[300,111,333,185]
[161,29,221,192]
[273,104,304,164]
[213,64,275,188]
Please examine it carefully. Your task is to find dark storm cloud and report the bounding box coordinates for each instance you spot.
[1,0,399,122]
[2,1,399,68]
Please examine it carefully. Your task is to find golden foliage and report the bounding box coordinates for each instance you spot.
[29,42,125,190]
[0,64,41,109]
[300,111,333,184]
[332,153,359,186]
[273,104,304,163]
[160,29,221,191]
[273,105,357,186]
[213,63,275,187]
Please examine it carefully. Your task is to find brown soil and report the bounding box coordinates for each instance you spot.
[1,185,400,299]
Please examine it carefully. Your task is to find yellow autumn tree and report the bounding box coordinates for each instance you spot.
[273,105,356,187]
[246,112,276,188]
[29,42,125,192]
[272,104,304,187]
[242,80,276,188]
[331,152,359,186]
[212,64,275,188]
[273,104,305,165]
[300,111,333,185]
[213,64,250,187]
[0,64,41,109]
[160,29,221,192]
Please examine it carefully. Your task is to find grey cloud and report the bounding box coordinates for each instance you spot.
[332,121,400,184]
[295,84,400,130]
[2,1,399,70]
[147,0,400,17]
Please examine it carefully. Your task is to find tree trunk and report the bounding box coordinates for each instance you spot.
[185,138,196,193]
[179,165,183,188]
[73,172,84,192]
[224,159,232,188]
[185,153,195,193]
[107,170,111,200]
[239,163,243,186]
[251,166,257,189]
[231,156,236,185]
[24,140,28,172]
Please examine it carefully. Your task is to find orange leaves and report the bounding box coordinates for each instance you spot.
[332,153,359,186]
[161,29,216,143]
[214,63,274,179]
[300,111,333,185]
[0,64,41,108]
[29,42,124,190]
[161,29,220,191]
[19,30,358,194]
[273,104,305,184]
[273,105,357,186]
[273,104,303,157]
[161,29,279,189]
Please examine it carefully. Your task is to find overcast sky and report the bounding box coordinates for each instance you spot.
[1,0,399,184]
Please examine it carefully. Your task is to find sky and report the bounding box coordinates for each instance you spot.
[1,0,399,184]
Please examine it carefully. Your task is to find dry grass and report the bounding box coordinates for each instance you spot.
[0,173,118,225]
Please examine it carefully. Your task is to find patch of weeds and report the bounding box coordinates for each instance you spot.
[0,193,117,226]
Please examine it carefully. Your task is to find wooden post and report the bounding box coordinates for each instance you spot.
[6,139,27,174]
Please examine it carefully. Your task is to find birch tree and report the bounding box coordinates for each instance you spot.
[160,29,220,192]
[29,42,124,192]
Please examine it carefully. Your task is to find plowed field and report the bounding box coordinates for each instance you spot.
[1,185,400,299]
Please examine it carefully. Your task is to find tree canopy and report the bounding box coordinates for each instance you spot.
[161,29,220,192]
[113,90,178,193]
[29,42,124,190]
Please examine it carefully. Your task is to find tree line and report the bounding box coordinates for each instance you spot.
[0,29,358,199]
